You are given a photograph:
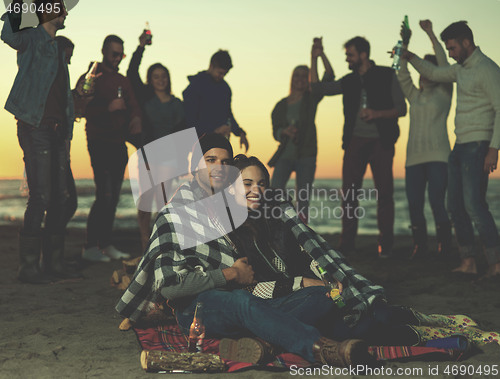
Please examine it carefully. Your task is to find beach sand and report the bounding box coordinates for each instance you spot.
[0,225,499,379]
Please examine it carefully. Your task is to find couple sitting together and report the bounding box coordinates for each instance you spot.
[116,133,495,367]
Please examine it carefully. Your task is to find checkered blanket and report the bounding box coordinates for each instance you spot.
[116,181,385,326]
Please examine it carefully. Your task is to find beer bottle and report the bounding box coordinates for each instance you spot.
[188,302,206,353]
[144,22,152,45]
[83,61,98,94]
[317,266,345,308]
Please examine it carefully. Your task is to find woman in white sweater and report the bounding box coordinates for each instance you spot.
[397,20,452,259]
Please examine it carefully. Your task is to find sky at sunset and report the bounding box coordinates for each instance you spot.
[1,0,500,179]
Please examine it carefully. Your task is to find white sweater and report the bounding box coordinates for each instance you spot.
[410,47,500,150]
[398,40,452,167]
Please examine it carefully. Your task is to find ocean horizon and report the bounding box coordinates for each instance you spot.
[1,178,499,236]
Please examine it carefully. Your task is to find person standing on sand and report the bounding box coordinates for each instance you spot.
[405,21,500,279]
[1,0,81,283]
[182,50,249,152]
[269,37,334,223]
[311,37,407,258]
[397,20,453,260]
[74,35,142,262]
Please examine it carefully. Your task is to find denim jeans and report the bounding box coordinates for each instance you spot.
[271,156,316,222]
[86,140,128,248]
[175,287,418,363]
[447,141,500,264]
[405,162,449,228]
[17,121,69,235]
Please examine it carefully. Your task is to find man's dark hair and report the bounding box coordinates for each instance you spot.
[34,0,63,22]
[210,50,233,70]
[55,35,74,50]
[102,35,124,50]
[440,21,474,44]
[423,54,437,65]
[344,36,370,58]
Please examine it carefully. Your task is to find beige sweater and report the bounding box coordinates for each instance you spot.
[398,40,452,167]
[410,47,500,150]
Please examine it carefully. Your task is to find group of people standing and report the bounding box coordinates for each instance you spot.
[2,0,500,285]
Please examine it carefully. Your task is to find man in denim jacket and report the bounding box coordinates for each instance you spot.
[1,0,80,283]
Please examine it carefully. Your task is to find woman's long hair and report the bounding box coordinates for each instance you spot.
[289,65,309,95]
[146,63,172,98]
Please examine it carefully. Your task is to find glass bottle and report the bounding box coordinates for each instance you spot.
[317,266,345,308]
[83,61,98,94]
[188,302,205,353]
[144,22,152,45]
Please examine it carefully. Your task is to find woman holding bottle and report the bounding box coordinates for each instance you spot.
[397,20,453,260]
[127,30,186,250]
[269,38,334,223]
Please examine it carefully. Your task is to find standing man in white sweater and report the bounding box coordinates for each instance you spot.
[405,21,500,278]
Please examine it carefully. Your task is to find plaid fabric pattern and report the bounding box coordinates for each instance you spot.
[117,181,385,327]
[277,201,386,327]
[116,181,240,322]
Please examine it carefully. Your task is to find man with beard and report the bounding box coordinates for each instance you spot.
[2,0,82,283]
[311,37,406,258]
[405,21,500,278]
[74,35,142,262]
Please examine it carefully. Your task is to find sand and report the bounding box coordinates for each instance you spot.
[0,224,499,379]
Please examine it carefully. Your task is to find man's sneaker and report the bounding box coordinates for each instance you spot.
[103,245,131,260]
[219,337,277,364]
[82,246,111,262]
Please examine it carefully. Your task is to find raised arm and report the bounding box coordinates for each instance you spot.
[1,7,33,52]
[419,20,448,67]
[397,25,418,101]
[407,51,458,83]
[127,32,148,98]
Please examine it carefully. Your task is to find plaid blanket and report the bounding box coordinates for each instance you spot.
[134,323,465,372]
[116,180,385,326]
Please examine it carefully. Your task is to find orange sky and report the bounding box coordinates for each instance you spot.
[1,0,500,180]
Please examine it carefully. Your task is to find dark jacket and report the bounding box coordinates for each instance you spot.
[127,46,185,144]
[182,71,243,137]
[341,65,403,150]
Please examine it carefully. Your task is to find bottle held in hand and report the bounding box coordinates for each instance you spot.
[188,302,206,353]
[144,22,152,45]
[391,40,403,70]
[317,266,345,308]
[83,61,98,94]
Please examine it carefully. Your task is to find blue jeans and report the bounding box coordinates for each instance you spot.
[17,121,69,235]
[176,287,329,362]
[86,140,128,248]
[175,288,418,362]
[405,162,449,228]
[448,141,500,264]
[271,157,316,221]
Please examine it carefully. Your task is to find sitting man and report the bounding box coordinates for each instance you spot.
[116,133,375,367]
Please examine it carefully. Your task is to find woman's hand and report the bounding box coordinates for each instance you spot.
[139,31,147,48]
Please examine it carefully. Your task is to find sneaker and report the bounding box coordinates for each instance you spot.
[219,337,276,364]
[103,245,131,260]
[82,246,111,262]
